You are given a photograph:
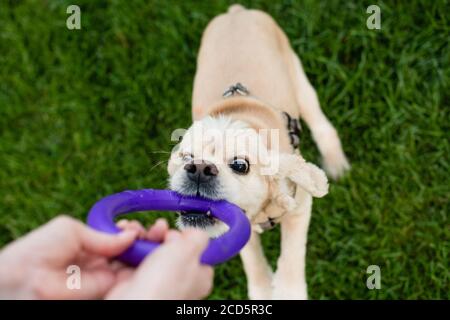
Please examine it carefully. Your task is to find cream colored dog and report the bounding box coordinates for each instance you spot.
[167,4,349,299]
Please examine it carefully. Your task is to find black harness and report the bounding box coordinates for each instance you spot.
[282,111,301,149]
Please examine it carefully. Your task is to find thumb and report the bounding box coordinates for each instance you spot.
[179,229,210,258]
[79,226,138,257]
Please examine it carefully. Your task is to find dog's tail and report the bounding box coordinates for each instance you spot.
[228,4,245,14]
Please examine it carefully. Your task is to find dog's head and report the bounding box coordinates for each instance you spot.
[168,116,328,237]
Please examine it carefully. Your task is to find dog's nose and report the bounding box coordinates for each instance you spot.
[184,161,218,183]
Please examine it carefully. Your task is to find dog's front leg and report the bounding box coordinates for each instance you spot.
[272,191,312,300]
[240,231,273,300]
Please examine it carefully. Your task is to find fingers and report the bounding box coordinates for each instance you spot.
[112,228,213,300]
[116,220,147,238]
[146,228,209,261]
[157,228,210,262]
[181,229,210,257]
[72,269,117,300]
[165,230,182,242]
[179,229,213,299]
[146,219,169,242]
[34,268,116,300]
[47,216,138,257]
[116,219,169,242]
[79,225,139,257]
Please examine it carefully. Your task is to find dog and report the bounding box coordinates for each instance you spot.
[166,4,349,299]
[123,4,349,299]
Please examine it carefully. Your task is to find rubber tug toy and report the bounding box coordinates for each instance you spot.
[87,189,251,266]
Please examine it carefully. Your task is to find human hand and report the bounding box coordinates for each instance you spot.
[106,227,214,300]
[0,215,138,299]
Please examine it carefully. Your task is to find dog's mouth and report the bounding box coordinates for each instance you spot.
[177,179,223,200]
[178,210,217,228]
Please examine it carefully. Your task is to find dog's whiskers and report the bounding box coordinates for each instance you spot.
[148,160,169,172]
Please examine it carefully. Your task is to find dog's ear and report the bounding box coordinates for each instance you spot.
[275,153,329,198]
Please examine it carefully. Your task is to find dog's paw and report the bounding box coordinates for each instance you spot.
[248,285,273,300]
[272,285,308,300]
[322,148,350,180]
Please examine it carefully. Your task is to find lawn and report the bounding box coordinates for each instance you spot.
[0,0,448,299]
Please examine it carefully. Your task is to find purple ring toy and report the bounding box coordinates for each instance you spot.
[87,189,251,266]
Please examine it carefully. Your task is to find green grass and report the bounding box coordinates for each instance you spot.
[0,0,448,299]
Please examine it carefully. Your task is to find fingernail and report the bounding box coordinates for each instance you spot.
[116,220,127,227]
[155,218,167,227]
[120,229,138,239]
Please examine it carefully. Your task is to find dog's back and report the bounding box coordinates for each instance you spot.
[192,5,300,119]
[192,4,350,180]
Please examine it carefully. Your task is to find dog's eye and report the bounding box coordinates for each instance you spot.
[182,153,193,162]
[229,157,249,174]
